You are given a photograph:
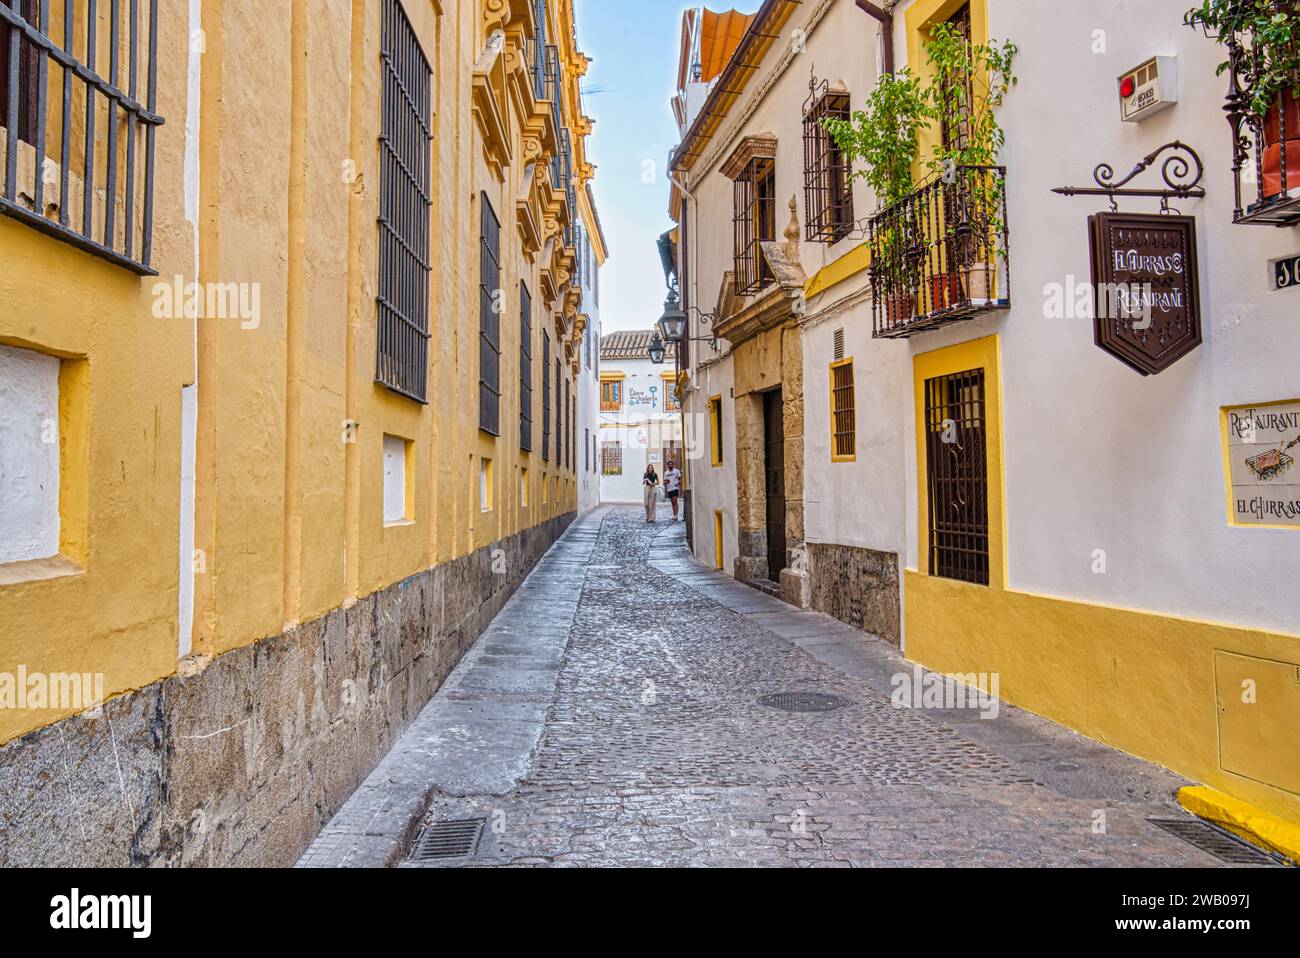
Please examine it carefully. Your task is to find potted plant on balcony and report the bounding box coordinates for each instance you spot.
[1186,0,1300,200]
[923,20,1018,306]
[824,68,929,325]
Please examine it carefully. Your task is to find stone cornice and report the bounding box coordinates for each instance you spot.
[713,242,807,346]
[721,133,778,181]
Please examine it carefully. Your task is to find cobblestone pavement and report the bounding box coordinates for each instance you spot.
[306,505,1228,868]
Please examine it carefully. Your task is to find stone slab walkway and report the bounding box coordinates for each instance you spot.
[302,504,1231,868]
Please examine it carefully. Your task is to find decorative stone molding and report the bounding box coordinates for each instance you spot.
[471,32,511,180]
[782,195,801,265]
[721,133,778,181]
[483,0,510,37]
[713,243,806,347]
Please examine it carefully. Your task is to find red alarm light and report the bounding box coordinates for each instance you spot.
[1120,75,1136,99]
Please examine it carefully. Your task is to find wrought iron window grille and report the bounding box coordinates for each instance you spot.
[479,193,502,434]
[542,331,552,462]
[802,74,854,244]
[520,281,533,452]
[732,156,776,296]
[376,0,433,402]
[937,3,974,156]
[831,359,855,459]
[925,367,989,587]
[0,0,164,274]
[554,356,562,469]
[531,0,546,101]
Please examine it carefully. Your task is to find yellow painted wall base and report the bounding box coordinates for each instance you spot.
[904,571,1300,828]
[1178,785,1300,865]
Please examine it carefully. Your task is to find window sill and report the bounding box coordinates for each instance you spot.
[383,518,415,529]
[0,555,84,588]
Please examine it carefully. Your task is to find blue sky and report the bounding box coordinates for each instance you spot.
[576,0,763,334]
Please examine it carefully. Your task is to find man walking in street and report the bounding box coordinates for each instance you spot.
[663,459,683,522]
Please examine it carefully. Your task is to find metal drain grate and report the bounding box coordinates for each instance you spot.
[758,691,851,713]
[410,818,486,861]
[1149,818,1290,866]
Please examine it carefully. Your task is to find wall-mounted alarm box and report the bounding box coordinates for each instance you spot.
[1119,57,1178,123]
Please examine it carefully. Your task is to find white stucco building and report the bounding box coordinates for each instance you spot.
[598,331,685,504]
[668,0,1300,836]
[575,189,606,514]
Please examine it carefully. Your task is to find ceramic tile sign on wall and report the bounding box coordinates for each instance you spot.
[1226,400,1300,528]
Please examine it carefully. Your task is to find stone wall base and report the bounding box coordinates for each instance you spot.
[0,512,575,867]
[807,542,901,646]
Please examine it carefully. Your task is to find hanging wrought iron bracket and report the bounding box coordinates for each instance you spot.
[1053,141,1206,211]
[680,307,720,349]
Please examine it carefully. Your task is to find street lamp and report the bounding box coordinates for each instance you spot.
[647,331,667,365]
[653,287,718,551]
[655,287,717,349]
[656,290,688,345]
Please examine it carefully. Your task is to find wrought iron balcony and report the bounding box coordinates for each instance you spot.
[1218,31,1300,225]
[868,165,1010,339]
[1235,117,1300,225]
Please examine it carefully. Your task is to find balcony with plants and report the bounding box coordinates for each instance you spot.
[826,23,1017,338]
[1186,0,1300,225]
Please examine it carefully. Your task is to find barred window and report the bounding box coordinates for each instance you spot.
[542,332,552,462]
[532,0,547,100]
[803,88,853,244]
[732,157,776,295]
[563,377,569,469]
[938,3,974,155]
[478,193,501,434]
[570,392,576,472]
[925,367,988,586]
[376,0,432,401]
[554,358,562,469]
[520,282,533,452]
[601,443,622,476]
[0,0,165,274]
[709,395,724,466]
[584,427,589,471]
[830,359,856,460]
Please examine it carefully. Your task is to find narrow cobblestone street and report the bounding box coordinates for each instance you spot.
[302,505,1227,868]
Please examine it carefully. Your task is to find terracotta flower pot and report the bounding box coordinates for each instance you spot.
[884,293,916,328]
[1262,88,1300,145]
[1261,90,1300,199]
[960,263,994,302]
[928,272,964,311]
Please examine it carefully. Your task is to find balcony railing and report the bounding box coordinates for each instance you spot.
[867,165,1010,339]
[1213,20,1300,225]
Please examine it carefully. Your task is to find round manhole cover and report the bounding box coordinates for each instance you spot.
[758,691,851,713]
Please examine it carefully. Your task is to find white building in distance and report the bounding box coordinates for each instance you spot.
[598,330,685,504]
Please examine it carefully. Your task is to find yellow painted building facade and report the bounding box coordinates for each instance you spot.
[0,0,602,866]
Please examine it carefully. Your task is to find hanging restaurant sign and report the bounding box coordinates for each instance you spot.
[1053,142,1206,374]
[1087,211,1202,376]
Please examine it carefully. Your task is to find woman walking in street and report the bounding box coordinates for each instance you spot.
[642,464,660,523]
